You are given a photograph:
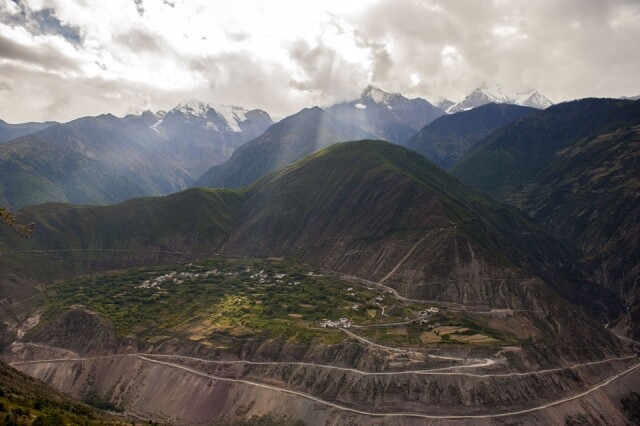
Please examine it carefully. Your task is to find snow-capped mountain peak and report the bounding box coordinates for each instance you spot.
[447,84,553,113]
[176,99,211,117]
[516,90,554,109]
[361,85,401,104]
[172,100,251,132]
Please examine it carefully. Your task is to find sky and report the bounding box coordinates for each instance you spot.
[0,0,639,123]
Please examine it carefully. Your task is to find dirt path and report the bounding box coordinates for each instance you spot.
[379,234,429,284]
[11,351,636,379]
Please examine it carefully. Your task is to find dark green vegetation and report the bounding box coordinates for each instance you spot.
[32,257,517,348]
[403,103,537,169]
[194,107,374,189]
[0,361,122,425]
[452,98,640,338]
[212,415,305,426]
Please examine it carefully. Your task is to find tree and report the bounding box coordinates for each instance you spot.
[0,208,34,237]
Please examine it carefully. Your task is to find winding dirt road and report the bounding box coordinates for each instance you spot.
[11,354,639,420]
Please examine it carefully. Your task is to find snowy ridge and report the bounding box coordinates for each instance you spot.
[173,99,249,132]
[447,84,553,113]
[361,85,402,104]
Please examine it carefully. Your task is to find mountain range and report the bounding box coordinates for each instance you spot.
[0,85,558,209]
[123,100,272,177]
[0,92,638,424]
[0,119,55,143]
[1,140,619,327]
[452,97,640,338]
[0,102,271,209]
[194,107,375,189]
[443,84,554,113]
[326,85,445,144]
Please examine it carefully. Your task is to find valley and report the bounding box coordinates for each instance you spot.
[4,256,638,425]
[1,137,638,424]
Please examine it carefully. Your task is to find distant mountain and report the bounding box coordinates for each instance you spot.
[326,85,445,144]
[452,98,640,338]
[123,100,272,177]
[194,106,374,189]
[620,95,640,101]
[435,99,455,111]
[0,119,55,143]
[403,103,538,169]
[0,114,192,209]
[0,101,271,209]
[447,84,553,113]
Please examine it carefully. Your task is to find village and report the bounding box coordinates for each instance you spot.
[319,303,440,329]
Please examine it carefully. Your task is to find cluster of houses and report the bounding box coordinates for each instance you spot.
[248,270,300,286]
[320,317,352,329]
[417,307,440,316]
[137,269,221,289]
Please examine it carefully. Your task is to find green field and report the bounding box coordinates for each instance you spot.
[37,257,514,348]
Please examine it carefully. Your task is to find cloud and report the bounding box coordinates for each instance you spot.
[1,2,82,44]
[114,28,165,53]
[31,8,82,44]
[288,38,368,102]
[0,0,638,122]
[133,0,145,16]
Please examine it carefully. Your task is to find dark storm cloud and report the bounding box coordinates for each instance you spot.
[3,2,82,44]
[31,8,82,44]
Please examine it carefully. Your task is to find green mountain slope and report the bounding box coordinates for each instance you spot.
[404,103,537,169]
[452,98,640,337]
[225,140,617,316]
[194,107,375,189]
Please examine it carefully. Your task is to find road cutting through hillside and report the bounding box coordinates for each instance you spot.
[14,353,637,420]
[136,356,640,420]
[379,234,430,284]
[10,351,637,379]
